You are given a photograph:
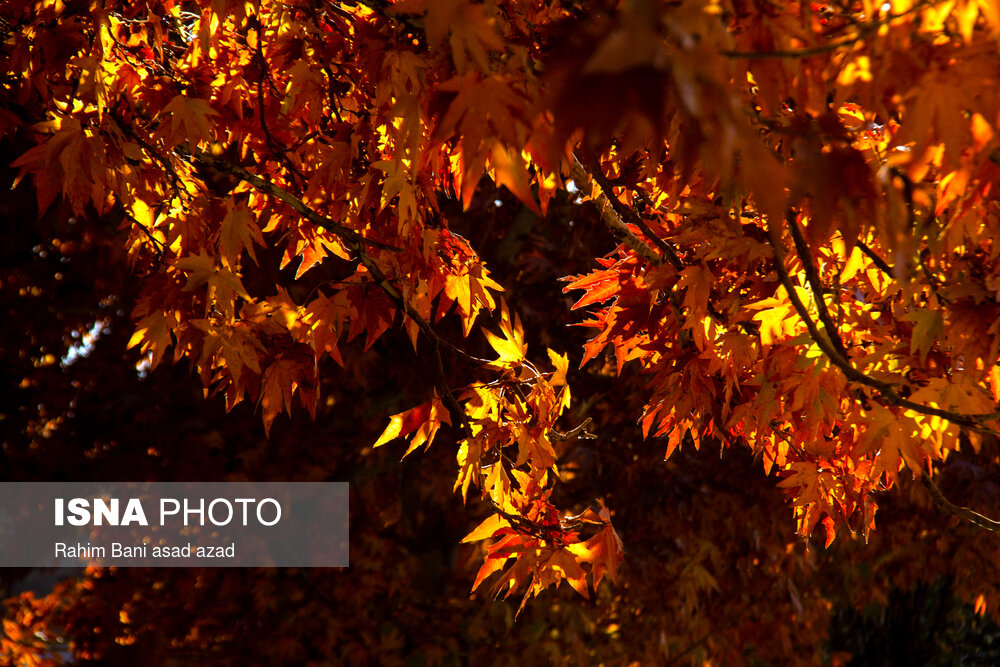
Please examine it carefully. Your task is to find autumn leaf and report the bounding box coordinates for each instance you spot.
[483,300,526,367]
[373,391,452,457]
[566,506,624,588]
[902,308,944,365]
[154,95,219,148]
[259,357,312,436]
[219,201,265,267]
[562,263,621,310]
[13,0,1000,657]
[127,307,173,371]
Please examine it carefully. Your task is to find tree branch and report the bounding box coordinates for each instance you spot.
[352,0,425,33]
[764,218,1000,430]
[569,155,665,266]
[204,157,591,548]
[786,213,850,358]
[571,155,757,335]
[922,474,1000,532]
[549,417,596,442]
[252,8,306,189]
[721,31,872,60]
[721,0,931,60]
[196,152,399,252]
[196,153,495,368]
[856,240,893,276]
[593,165,686,270]
[110,110,187,201]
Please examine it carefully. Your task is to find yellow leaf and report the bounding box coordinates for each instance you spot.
[483,300,526,367]
[840,246,866,283]
[547,348,569,387]
[750,300,793,346]
[462,513,510,543]
[127,309,172,370]
[490,144,539,214]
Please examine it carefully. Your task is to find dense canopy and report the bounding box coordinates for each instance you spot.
[4,0,1000,663]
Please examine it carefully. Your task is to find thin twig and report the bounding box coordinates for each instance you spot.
[922,474,1000,532]
[549,417,596,442]
[434,342,475,441]
[121,208,166,266]
[721,0,931,60]
[196,152,398,251]
[110,110,187,200]
[253,4,306,188]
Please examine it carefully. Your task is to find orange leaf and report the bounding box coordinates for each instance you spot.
[154,95,219,148]
[373,392,452,456]
[462,514,511,543]
[566,522,624,588]
[219,201,264,267]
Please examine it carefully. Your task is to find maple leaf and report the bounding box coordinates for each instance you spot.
[490,144,539,214]
[219,201,265,267]
[455,434,486,502]
[154,96,219,149]
[483,300,526,367]
[175,253,216,291]
[209,267,252,319]
[748,296,796,346]
[562,262,622,310]
[304,294,352,366]
[546,348,570,387]
[219,324,264,392]
[258,357,313,437]
[127,307,173,371]
[566,506,625,588]
[12,118,104,214]
[373,392,452,458]
[902,308,943,365]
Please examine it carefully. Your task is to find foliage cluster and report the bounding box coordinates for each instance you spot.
[4,0,1000,663]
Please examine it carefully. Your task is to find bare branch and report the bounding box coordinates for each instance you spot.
[922,474,1000,532]
[549,417,596,442]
